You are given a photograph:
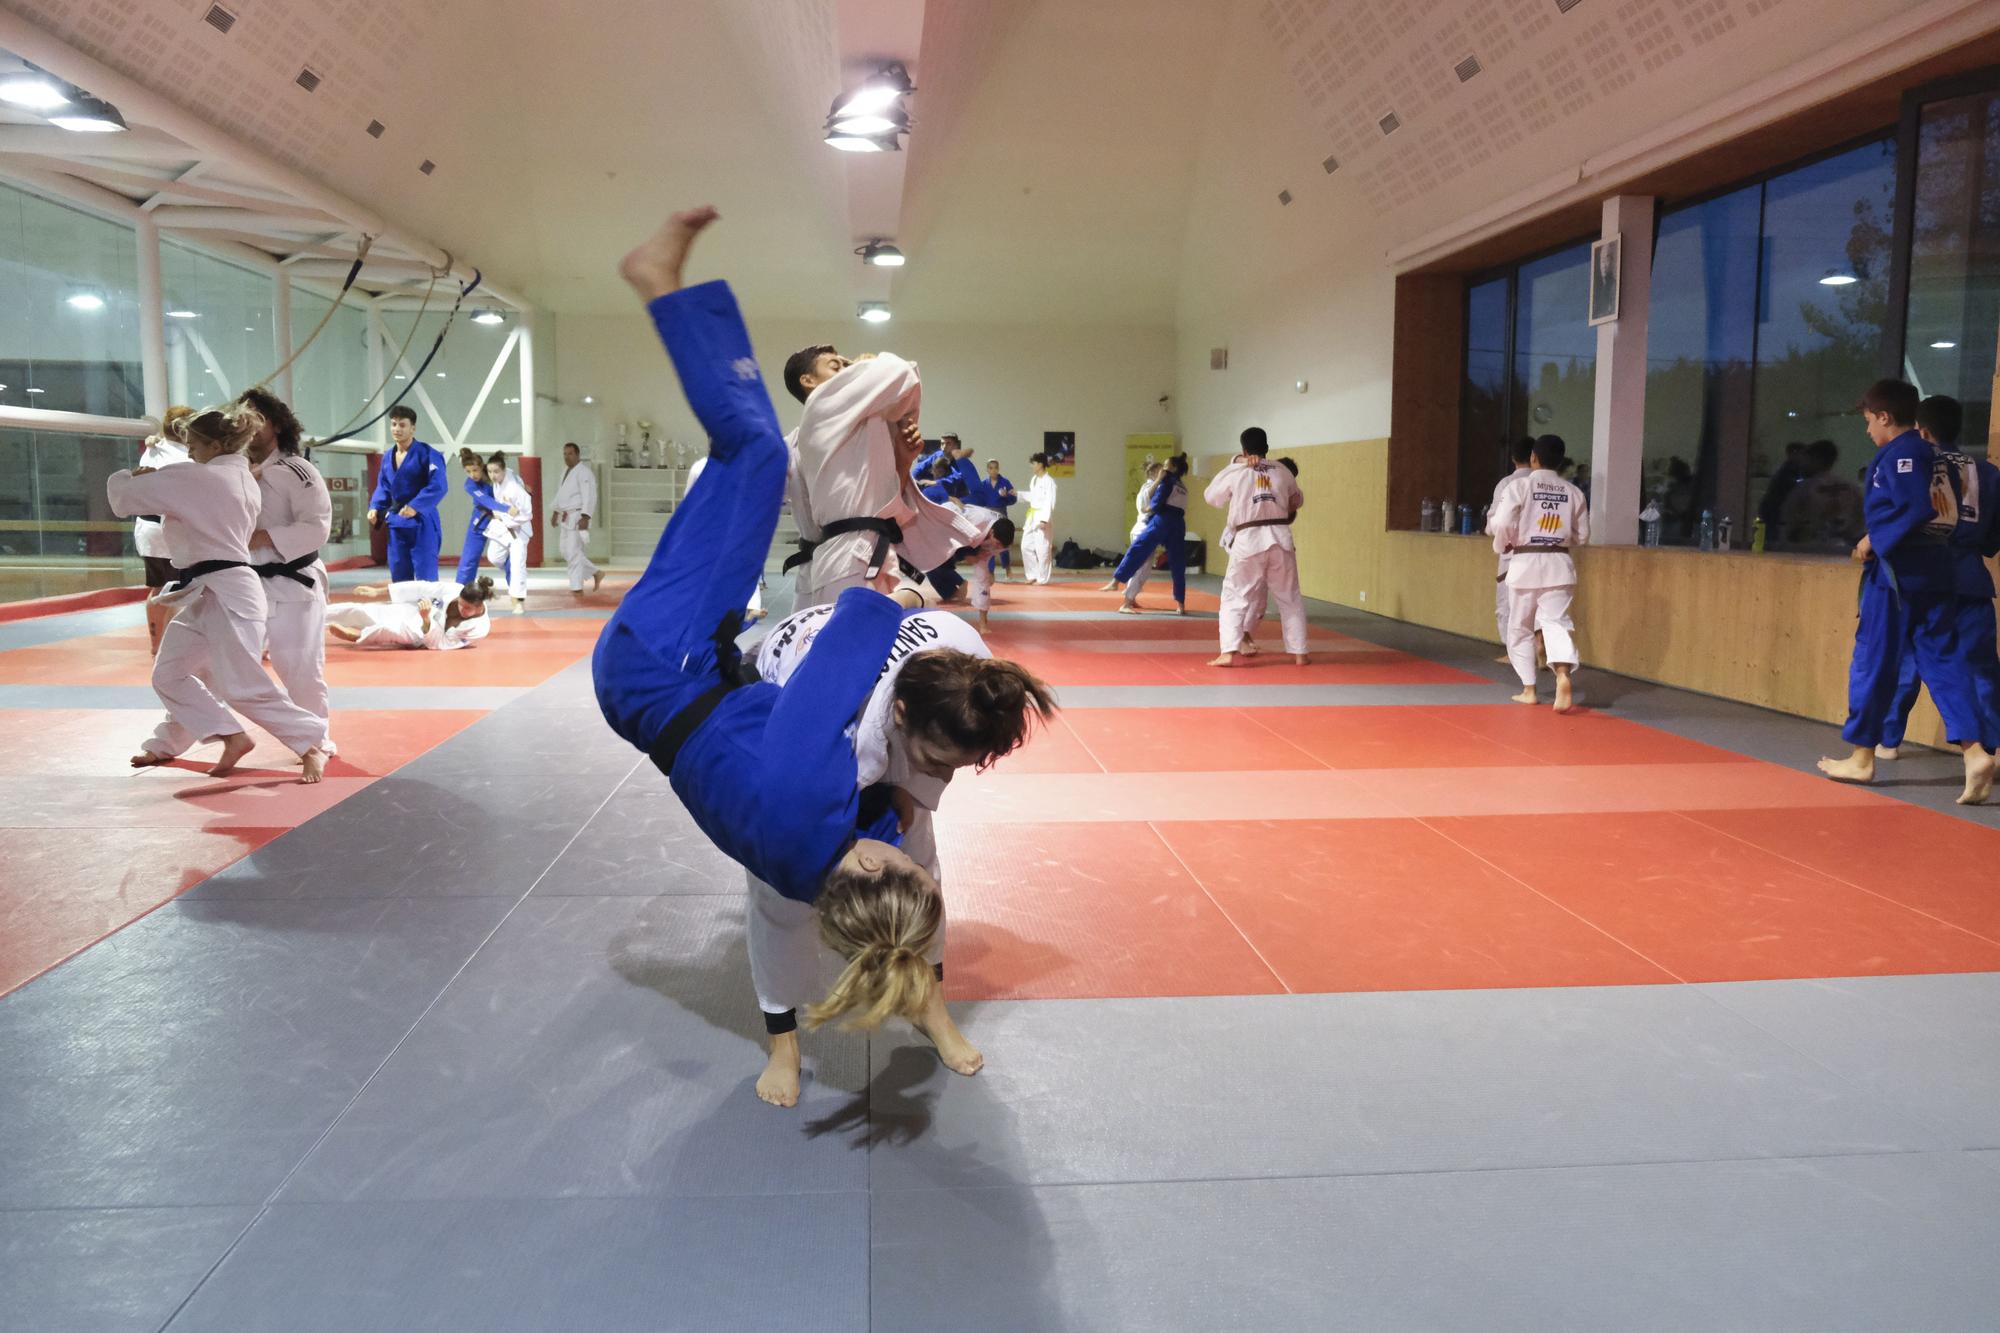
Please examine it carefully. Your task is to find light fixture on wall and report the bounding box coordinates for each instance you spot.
[48,92,127,133]
[857,302,891,323]
[472,309,506,325]
[64,290,104,311]
[0,67,68,110]
[857,240,905,267]
[1932,339,1958,349]
[1817,269,1858,287]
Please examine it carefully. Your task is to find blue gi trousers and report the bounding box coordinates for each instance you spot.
[1882,597,2000,751]
[455,521,509,588]
[387,515,441,583]
[1113,512,1186,604]
[1843,566,1983,748]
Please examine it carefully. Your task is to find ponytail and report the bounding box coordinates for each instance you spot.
[803,856,941,1031]
[894,650,1057,771]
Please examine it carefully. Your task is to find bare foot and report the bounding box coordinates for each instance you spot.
[977,611,990,632]
[1874,745,1900,760]
[592,571,604,593]
[756,1032,802,1108]
[328,623,361,643]
[1175,604,1190,616]
[1816,747,1876,784]
[1493,652,1511,663]
[1292,652,1311,666]
[1240,641,1261,656]
[299,746,327,785]
[913,991,983,1077]
[1512,687,1538,705]
[1959,746,1995,806]
[207,732,255,777]
[1116,602,1143,615]
[1096,580,1120,592]
[1552,668,1575,714]
[130,749,175,768]
[1208,652,1238,668]
[619,204,720,301]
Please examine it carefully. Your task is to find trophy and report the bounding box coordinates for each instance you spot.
[637,421,654,469]
[614,420,633,470]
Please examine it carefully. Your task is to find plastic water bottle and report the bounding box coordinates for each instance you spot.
[1639,499,1662,548]
[1698,509,1715,552]
[1458,503,1474,535]
[1717,516,1733,551]
[1421,498,1438,532]
[1751,517,1767,553]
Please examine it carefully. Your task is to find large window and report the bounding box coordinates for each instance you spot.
[1901,83,2000,451]
[0,181,143,418]
[290,288,372,443]
[160,240,276,412]
[378,306,523,450]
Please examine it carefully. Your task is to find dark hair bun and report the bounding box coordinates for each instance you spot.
[477,576,495,592]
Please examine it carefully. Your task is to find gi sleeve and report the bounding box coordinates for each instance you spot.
[799,353,922,444]
[1203,462,1243,508]
[579,466,597,520]
[106,464,193,519]
[1571,485,1590,546]
[266,462,331,559]
[1864,441,1937,557]
[369,456,394,511]
[1489,482,1525,556]
[467,479,510,514]
[413,448,449,512]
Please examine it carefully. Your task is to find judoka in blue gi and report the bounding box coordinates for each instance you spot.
[1819,380,1996,804]
[367,405,447,582]
[1108,451,1192,614]
[591,206,964,1084]
[1878,394,2000,759]
[454,447,514,586]
[984,457,1017,576]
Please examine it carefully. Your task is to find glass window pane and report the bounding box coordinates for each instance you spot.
[1642,185,1761,545]
[378,308,522,449]
[1460,275,1512,505]
[0,181,143,418]
[161,240,273,410]
[289,289,372,443]
[1749,138,1895,553]
[1511,241,1598,490]
[1905,91,2000,452]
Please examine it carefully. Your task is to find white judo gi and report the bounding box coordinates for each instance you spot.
[485,467,534,601]
[326,580,492,650]
[1486,465,1534,645]
[132,434,191,562]
[1022,472,1058,584]
[1488,468,1589,687]
[550,458,601,592]
[1207,458,1307,655]
[688,454,762,615]
[790,354,989,606]
[250,451,335,752]
[1123,478,1158,599]
[742,606,990,1021]
[106,455,328,760]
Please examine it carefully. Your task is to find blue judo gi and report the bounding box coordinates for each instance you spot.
[987,470,1017,571]
[1843,429,1983,748]
[455,474,515,586]
[592,280,902,903]
[1112,467,1190,604]
[370,438,448,582]
[916,474,968,601]
[1882,447,2000,751]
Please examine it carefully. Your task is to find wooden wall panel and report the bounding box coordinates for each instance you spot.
[1386,273,1464,532]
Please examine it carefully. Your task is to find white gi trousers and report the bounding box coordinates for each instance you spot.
[145,586,328,757]
[558,518,599,591]
[965,555,995,615]
[1493,554,1512,644]
[264,583,333,753]
[1022,525,1053,584]
[325,602,429,649]
[1220,545,1308,654]
[487,527,531,600]
[745,808,945,1019]
[1505,584,1578,686]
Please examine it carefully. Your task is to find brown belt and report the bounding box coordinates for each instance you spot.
[1236,516,1295,531]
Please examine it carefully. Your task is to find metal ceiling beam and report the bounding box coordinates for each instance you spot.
[0,123,197,162]
[150,205,349,235]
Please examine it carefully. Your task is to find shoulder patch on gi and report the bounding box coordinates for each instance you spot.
[1896,457,1915,473]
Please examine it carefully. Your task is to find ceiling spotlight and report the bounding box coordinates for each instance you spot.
[26,387,46,394]
[48,92,127,133]
[472,309,505,325]
[0,70,68,110]
[1932,340,1958,349]
[825,129,899,153]
[858,240,905,268]
[858,302,892,323]
[829,106,910,138]
[1818,270,1858,287]
[64,291,104,311]
[582,395,596,405]
[831,62,915,121]
[167,308,198,319]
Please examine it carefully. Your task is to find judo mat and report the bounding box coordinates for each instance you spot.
[3,572,1998,1331]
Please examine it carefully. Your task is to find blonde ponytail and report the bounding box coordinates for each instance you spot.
[803,858,941,1031]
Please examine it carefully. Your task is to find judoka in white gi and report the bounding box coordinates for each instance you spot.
[1487,438,1537,661]
[777,342,991,606]
[1488,434,1588,712]
[106,408,331,782]
[238,388,335,754]
[483,453,534,613]
[1021,452,1058,584]
[1206,428,1309,667]
[134,406,195,656]
[327,577,496,650]
[1102,463,1162,600]
[550,441,603,595]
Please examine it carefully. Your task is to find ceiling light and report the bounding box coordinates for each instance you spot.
[167,309,198,319]
[858,240,905,268]
[435,371,447,378]
[472,309,505,325]
[582,395,595,405]
[825,130,899,153]
[47,93,127,133]
[394,373,407,380]
[243,326,256,332]
[858,302,891,323]
[831,62,914,120]
[26,387,46,394]
[1818,271,1858,287]
[0,71,68,110]
[1932,340,1958,349]
[65,291,104,311]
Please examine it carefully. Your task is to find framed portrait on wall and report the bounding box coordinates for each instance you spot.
[1589,234,1620,326]
[1043,430,1077,478]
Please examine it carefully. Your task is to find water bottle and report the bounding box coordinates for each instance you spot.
[1639,498,1662,548]
[1698,509,1715,552]
[1751,516,1767,553]
[1458,503,1473,535]
[1717,516,1733,552]
[1421,498,1438,533]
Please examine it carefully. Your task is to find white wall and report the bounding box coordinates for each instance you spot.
[543,311,1178,552]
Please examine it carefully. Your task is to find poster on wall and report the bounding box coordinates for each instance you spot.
[1588,234,1620,326]
[1124,435,1178,510]
[1043,430,1076,478]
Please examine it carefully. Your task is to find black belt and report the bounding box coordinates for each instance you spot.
[1236,516,1294,531]
[162,558,249,594]
[781,539,817,574]
[253,551,321,589]
[646,611,758,777]
[819,516,904,580]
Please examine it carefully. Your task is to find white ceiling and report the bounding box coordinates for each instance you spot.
[0,0,1963,326]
